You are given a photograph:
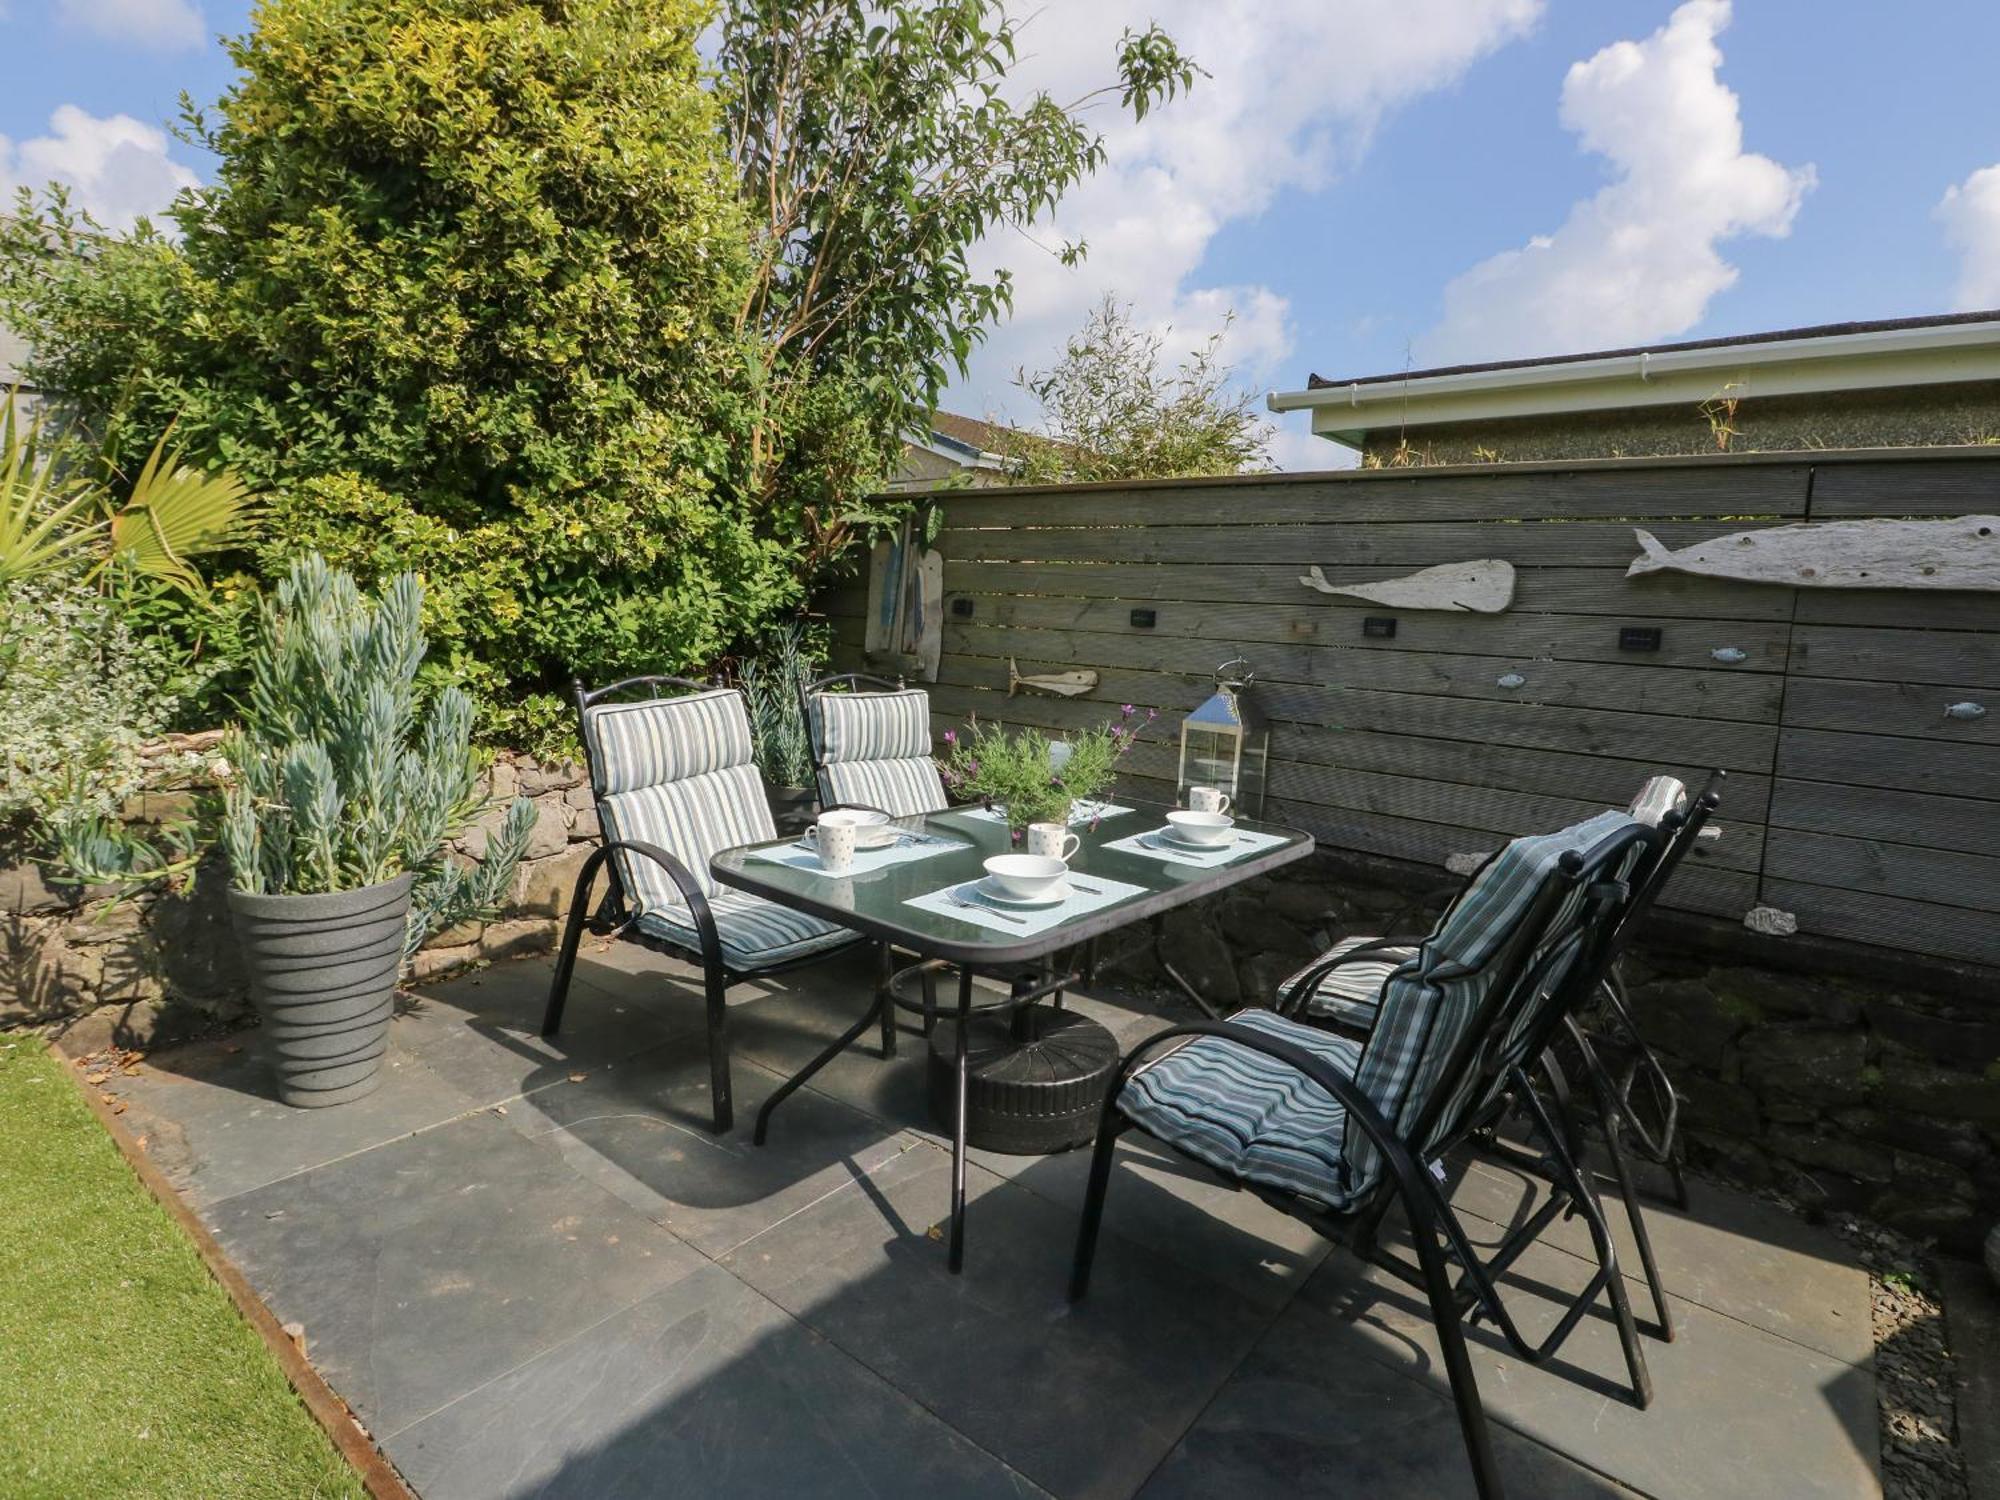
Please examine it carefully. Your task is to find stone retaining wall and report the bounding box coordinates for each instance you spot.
[11,774,1996,1253]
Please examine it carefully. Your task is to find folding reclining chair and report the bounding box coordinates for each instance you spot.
[1275,772,1724,1341]
[1070,812,1662,1500]
[541,676,870,1133]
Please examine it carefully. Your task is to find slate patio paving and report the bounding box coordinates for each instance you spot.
[105,939,1883,1500]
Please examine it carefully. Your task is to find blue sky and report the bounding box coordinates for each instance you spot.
[5,1,1999,466]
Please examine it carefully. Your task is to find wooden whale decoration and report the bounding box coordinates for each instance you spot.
[1628,517,2000,590]
[1298,559,1515,613]
[1007,658,1098,698]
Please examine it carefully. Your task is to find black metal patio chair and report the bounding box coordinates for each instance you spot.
[798,671,952,818]
[541,675,872,1133]
[1069,812,1662,1500]
[1273,771,1724,1342]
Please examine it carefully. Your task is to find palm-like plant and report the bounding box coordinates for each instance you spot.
[0,389,258,593]
[221,556,535,959]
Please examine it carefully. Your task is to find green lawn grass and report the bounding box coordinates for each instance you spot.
[0,1036,368,1500]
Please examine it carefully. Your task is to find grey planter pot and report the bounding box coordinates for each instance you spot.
[226,872,414,1109]
[766,783,818,836]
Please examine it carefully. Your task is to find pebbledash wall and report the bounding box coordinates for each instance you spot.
[824,446,2000,1253]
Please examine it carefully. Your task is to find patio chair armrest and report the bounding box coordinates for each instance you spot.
[1277,938,1423,1018]
[1111,1022,1427,1200]
[578,839,724,969]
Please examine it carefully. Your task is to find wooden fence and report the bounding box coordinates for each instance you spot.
[825,449,2000,970]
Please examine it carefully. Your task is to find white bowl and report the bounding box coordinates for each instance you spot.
[983,853,1068,900]
[1166,809,1235,847]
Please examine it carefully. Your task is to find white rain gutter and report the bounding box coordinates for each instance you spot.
[1266,317,2000,449]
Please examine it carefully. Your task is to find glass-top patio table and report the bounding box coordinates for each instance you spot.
[712,799,1314,1272]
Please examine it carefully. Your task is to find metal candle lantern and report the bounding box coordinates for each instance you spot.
[1177,658,1268,816]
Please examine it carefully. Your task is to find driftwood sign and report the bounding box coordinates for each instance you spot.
[1628,516,2000,590]
[1299,559,1516,613]
[1007,659,1098,698]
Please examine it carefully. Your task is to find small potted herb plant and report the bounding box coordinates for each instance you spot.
[220,557,534,1107]
[938,705,1154,838]
[737,624,820,834]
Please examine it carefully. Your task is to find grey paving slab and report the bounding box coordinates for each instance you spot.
[1297,1210,1879,1499]
[397,955,702,1110]
[1446,1149,1873,1366]
[205,1108,707,1438]
[719,1143,1273,1500]
[103,1034,481,1209]
[1143,1296,1645,1500]
[499,1029,925,1258]
[388,1262,1049,1500]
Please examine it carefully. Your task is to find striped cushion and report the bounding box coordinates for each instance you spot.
[1344,810,1637,1191]
[822,756,948,817]
[1627,775,1688,828]
[1120,1009,1366,1208]
[584,690,755,796]
[813,690,932,764]
[636,890,857,971]
[1283,937,1419,1029]
[598,763,776,916]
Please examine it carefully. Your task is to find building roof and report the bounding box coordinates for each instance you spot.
[1269,309,2000,449]
[1303,308,2000,390]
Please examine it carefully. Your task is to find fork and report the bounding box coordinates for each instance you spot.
[946,886,1027,924]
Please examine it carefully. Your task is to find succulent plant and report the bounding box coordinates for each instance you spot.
[220,555,534,958]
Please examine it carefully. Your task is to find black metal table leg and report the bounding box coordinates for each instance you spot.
[949,964,974,1274]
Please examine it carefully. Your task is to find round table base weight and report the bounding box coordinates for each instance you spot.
[926,1008,1122,1155]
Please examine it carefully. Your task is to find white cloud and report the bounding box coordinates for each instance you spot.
[1419,0,1812,366]
[57,0,205,52]
[1937,165,2000,311]
[0,106,201,232]
[950,0,1546,424]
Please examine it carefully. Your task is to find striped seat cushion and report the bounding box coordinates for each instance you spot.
[583,689,756,795]
[1345,810,1638,1193]
[636,890,857,971]
[822,756,948,817]
[1282,937,1419,1029]
[598,763,776,913]
[1119,1009,1367,1208]
[811,689,947,816]
[1626,774,1688,828]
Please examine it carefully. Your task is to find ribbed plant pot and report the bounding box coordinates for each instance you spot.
[766,783,818,836]
[226,872,414,1109]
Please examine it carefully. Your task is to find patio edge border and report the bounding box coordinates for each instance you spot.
[46,1039,420,1500]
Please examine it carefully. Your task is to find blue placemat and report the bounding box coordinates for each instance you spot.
[951,800,1134,828]
[746,832,967,878]
[1100,825,1292,869]
[904,872,1147,937]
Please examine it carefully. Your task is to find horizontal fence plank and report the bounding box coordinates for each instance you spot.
[1762,878,2000,968]
[1776,727,2000,802]
[946,519,1758,569]
[939,464,1811,529]
[942,624,1785,723]
[1780,677,2000,740]
[1789,624,2000,688]
[1808,458,2000,517]
[936,560,1801,621]
[1764,828,2000,914]
[916,671,1781,775]
[1792,591,2000,632]
[1768,778,2000,859]
[939,592,1792,671]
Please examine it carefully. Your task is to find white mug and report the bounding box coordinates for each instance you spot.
[813,815,857,874]
[1025,821,1082,863]
[1188,785,1232,816]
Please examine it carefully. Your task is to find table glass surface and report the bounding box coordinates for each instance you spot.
[709,802,1313,962]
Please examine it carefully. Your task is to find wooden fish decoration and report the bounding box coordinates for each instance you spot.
[1007,658,1098,698]
[1299,560,1516,613]
[1628,517,2000,590]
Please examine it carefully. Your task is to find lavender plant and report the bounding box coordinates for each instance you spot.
[220,556,534,958]
[938,705,1154,831]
